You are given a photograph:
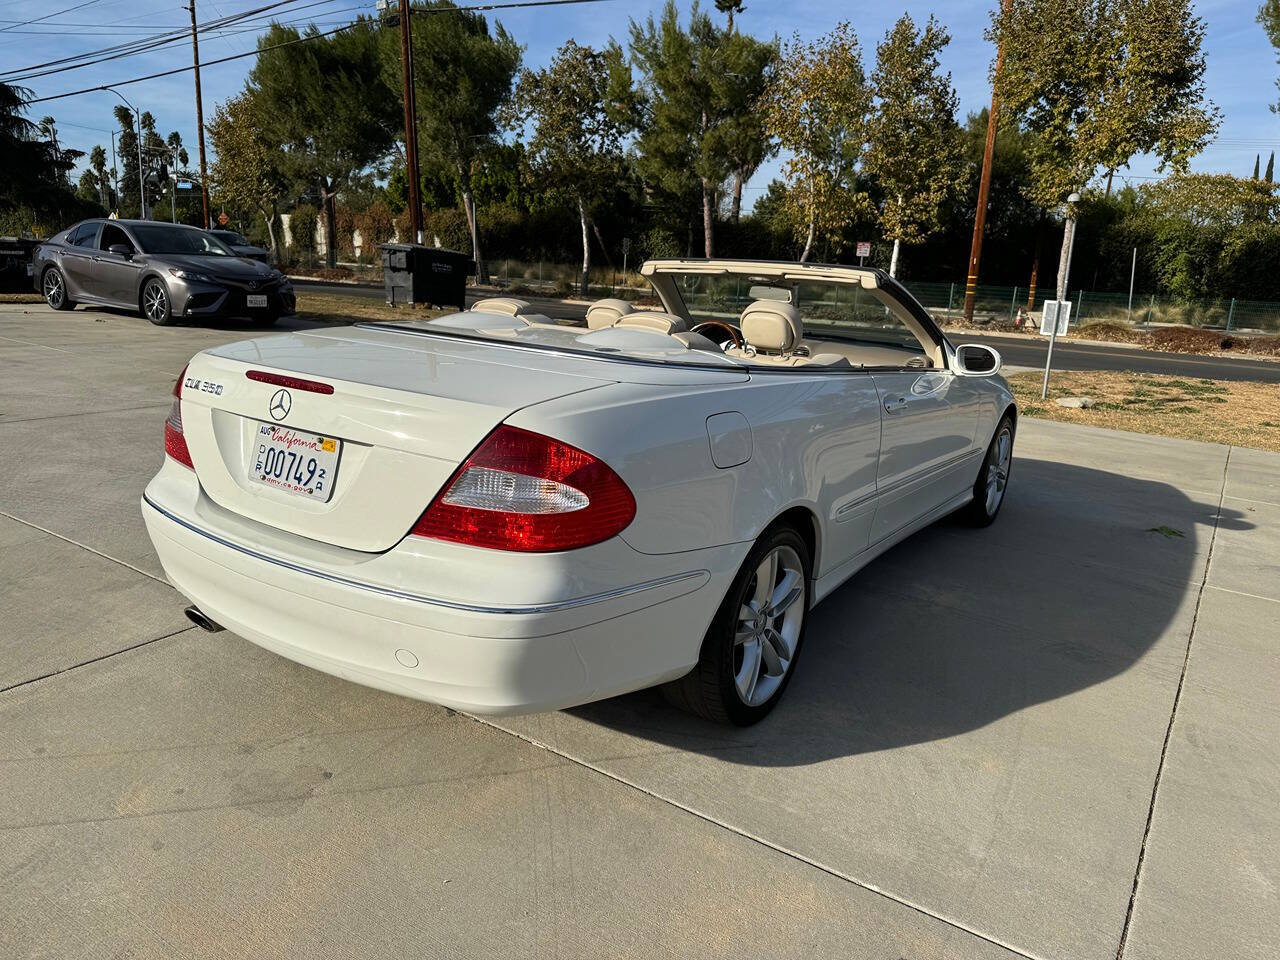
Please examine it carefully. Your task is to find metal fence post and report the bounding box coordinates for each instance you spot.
[1010,286,1018,323]
[1227,298,1236,331]
[1146,294,1155,325]
[1076,289,1084,323]
[946,282,954,320]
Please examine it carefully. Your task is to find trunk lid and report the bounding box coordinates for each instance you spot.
[180,326,621,552]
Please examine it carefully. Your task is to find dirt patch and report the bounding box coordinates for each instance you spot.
[1007,370,1280,452]
[293,293,448,325]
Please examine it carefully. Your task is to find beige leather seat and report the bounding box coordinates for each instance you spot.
[725,300,804,364]
[615,311,688,334]
[585,298,634,329]
[472,297,533,317]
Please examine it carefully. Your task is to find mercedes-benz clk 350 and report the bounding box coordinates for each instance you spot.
[142,259,1016,724]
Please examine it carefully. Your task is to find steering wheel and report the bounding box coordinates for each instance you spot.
[690,320,744,349]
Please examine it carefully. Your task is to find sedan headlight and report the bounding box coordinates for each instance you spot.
[168,268,216,284]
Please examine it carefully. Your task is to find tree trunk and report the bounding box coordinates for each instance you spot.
[730,170,743,223]
[263,209,277,257]
[799,210,816,263]
[1055,216,1074,301]
[460,182,485,283]
[1026,221,1042,310]
[323,182,337,269]
[889,237,901,278]
[589,217,614,267]
[577,193,591,296]
[701,178,715,258]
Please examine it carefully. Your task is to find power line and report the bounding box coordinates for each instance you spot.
[2,0,339,81]
[26,0,613,104]
[0,0,105,33]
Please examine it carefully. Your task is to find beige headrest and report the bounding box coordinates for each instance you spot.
[741,300,803,354]
[472,297,532,316]
[585,298,635,329]
[616,311,688,335]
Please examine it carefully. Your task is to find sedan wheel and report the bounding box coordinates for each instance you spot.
[664,525,811,725]
[142,279,172,325]
[961,413,1015,526]
[43,268,74,311]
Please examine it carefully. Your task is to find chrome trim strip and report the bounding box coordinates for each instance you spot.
[143,493,707,615]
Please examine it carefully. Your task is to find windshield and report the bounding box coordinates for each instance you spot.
[132,225,235,257]
[212,230,249,246]
[668,272,926,353]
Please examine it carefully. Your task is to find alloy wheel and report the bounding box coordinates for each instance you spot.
[733,544,806,707]
[43,270,64,308]
[985,425,1012,515]
[143,282,168,323]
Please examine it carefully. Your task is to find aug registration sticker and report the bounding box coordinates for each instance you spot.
[249,423,341,502]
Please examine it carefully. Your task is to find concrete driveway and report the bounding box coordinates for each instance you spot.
[2,303,1277,960]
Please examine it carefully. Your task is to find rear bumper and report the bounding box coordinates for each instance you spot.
[141,475,739,714]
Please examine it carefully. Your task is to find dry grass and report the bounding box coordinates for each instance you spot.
[0,292,41,303]
[1008,370,1280,452]
[293,292,449,325]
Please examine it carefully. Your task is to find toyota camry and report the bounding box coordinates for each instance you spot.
[33,219,295,325]
[142,259,1015,724]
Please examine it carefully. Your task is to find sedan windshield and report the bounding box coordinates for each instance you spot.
[132,225,235,257]
[212,230,250,246]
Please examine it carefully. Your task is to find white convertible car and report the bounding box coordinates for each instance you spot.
[142,259,1015,724]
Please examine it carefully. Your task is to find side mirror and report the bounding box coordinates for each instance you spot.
[954,343,1001,377]
[108,244,132,258]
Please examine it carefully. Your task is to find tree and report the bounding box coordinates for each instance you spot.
[83,145,113,209]
[0,84,90,231]
[1254,154,1262,179]
[1260,0,1280,111]
[387,0,521,280]
[990,0,1220,298]
[714,29,778,223]
[512,40,624,293]
[1268,151,1275,183]
[208,91,287,255]
[762,23,873,261]
[251,20,399,266]
[864,14,963,277]
[714,0,744,32]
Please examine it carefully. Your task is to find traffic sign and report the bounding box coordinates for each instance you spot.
[856,241,871,259]
[1040,299,1072,336]
[218,211,229,226]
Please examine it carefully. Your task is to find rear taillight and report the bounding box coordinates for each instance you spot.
[411,425,636,552]
[164,364,194,469]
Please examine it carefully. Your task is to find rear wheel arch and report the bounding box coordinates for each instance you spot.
[766,505,820,581]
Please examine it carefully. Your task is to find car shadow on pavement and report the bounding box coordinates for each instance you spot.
[567,457,1254,765]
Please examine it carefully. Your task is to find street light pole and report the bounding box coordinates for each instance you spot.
[109,130,120,213]
[102,87,146,219]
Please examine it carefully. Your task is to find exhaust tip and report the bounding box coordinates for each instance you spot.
[184,605,225,633]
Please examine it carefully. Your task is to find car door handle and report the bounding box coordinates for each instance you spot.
[883,395,908,413]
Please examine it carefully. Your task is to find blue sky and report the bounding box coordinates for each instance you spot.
[8,0,1280,208]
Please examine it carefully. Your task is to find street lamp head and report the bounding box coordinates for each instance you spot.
[1067,191,1081,203]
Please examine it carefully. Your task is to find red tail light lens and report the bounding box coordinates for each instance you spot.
[411,425,636,552]
[164,364,194,469]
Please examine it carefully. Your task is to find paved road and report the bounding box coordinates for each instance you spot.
[297,280,1280,383]
[3,302,1279,960]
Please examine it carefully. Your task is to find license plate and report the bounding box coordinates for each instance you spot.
[249,424,340,502]
[247,294,268,308]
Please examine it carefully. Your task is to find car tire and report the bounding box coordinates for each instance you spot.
[663,524,812,725]
[960,412,1015,527]
[141,278,173,326]
[42,267,75,311]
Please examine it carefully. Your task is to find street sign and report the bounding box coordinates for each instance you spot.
[218,211,229,226]
[1040,299,1072,336]
[856,241,871,259]
[175,180,194,190]
[1039,299,1073,399]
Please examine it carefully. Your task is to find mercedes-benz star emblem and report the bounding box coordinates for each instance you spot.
[269,388,291,421]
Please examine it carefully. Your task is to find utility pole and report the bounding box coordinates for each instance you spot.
[109,130,120,212]
[963,0,1013,322]
[398,0,424,243]
[188,0,211,229]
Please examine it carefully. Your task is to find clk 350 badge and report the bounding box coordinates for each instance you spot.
[184,376,224,396]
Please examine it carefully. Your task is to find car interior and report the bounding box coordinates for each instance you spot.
[426,263,947,372]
